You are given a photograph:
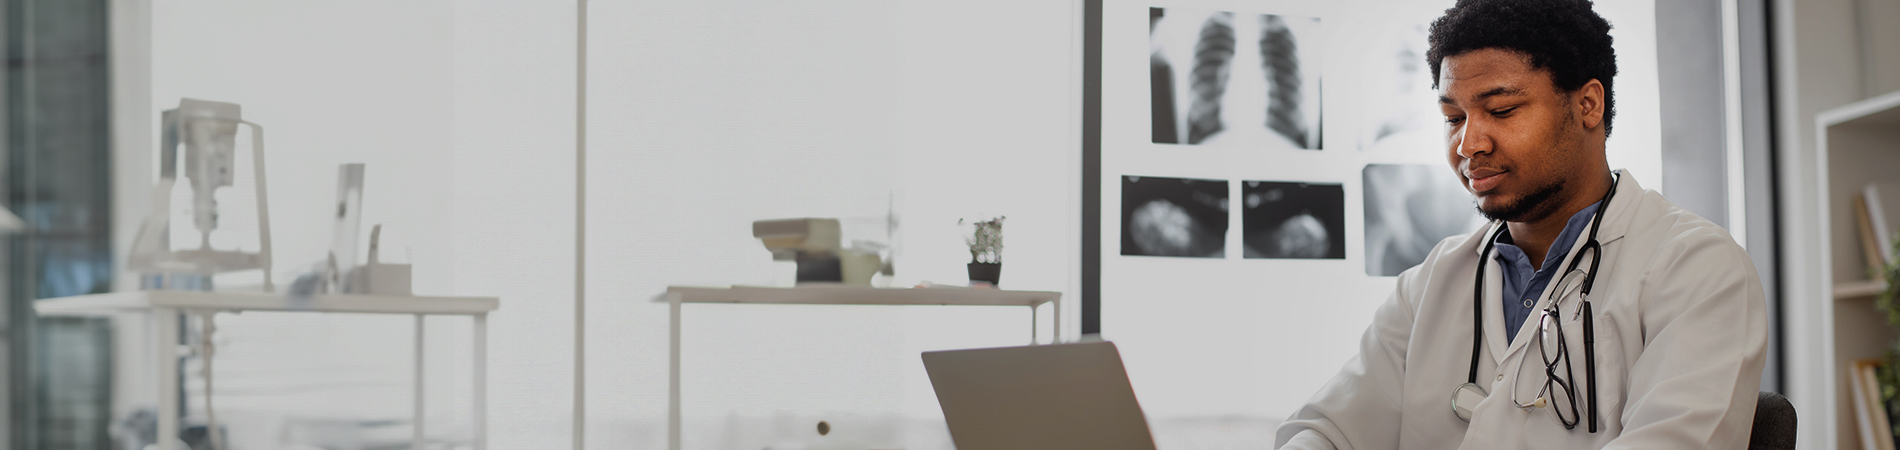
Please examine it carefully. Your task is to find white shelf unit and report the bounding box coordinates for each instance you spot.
[656,285,1062,450]
[1795,90,1900,450]
[1836,280,1887,300]
[35,290,499,450]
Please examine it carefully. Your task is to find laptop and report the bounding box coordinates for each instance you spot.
[921,341,1157,450]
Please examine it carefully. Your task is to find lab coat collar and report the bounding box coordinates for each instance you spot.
[1472,169,1643,367]
[1468,169,1640,259]
[1594,169,1642,247]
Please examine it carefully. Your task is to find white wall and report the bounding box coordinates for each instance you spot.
[449,1,580,447]
[123,1,1074,448]
[125,1,579,448]
[112,1,1663,449]
[582,1,1078,447]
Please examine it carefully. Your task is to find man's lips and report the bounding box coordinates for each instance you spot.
[1465,168,1506,193]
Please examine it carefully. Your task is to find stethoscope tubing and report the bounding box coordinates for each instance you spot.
[1466,170,1618,433]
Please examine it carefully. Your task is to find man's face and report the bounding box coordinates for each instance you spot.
[1439,48,1590,223]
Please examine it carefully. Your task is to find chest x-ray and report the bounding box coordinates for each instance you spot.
[1150,7,1323,150]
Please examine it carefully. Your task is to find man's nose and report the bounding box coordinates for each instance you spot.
[1455,119,1491,158]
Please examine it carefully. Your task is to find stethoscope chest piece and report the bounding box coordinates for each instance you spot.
[1452,382,1487,423]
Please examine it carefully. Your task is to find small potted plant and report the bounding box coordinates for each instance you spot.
[961,216,1005,287]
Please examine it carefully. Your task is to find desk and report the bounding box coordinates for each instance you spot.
[36,291,499,450]
[657,285,1061,450]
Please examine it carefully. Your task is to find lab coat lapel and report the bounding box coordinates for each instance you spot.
[1593,169,1643,246]
[1472,222,1536,369]
[1490,170,1644,371]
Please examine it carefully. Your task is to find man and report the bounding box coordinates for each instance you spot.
[1275,0,1767,448]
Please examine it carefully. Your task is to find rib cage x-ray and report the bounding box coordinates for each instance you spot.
[1185,12,1234,145]
[1260,15,1309,147]
[1150,7,1322,149]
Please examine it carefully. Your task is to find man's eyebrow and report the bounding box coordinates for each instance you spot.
[1439,86,1527,105]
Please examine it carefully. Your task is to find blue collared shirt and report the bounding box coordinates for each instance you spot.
[1493,201,1601,344]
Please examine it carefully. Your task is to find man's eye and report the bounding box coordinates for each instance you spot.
[1490,107,1517,116]
[1445,116,1466,125]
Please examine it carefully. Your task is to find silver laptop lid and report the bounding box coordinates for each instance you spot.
[922,341,1157,450]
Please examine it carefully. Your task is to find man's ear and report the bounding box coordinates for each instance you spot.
[1577,79,1605,131]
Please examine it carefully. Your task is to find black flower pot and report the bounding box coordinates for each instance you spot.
[967,262,1001,287]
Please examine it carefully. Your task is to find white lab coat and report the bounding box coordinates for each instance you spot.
[1275,171,1767,450]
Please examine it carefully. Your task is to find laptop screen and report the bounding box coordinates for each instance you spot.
[922,342,1157,450]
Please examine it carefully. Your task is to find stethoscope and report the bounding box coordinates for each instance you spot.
[1450,170,1618,433]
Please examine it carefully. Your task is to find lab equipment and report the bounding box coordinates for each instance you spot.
[289,164,412,295]
[836,247,882,286]
[753,218,841,260]
[331,163,365,289]
[753,217,887,284]
[345,225,413,295]
[754,217,840,283]
[196,312,224,450]
[1454,170,1619,432]
[128,98,274,291]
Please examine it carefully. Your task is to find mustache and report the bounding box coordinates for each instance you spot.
[1458,161,1507,179]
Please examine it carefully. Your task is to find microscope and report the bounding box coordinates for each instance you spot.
[127,98,274,291]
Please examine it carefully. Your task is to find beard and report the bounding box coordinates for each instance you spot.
[1475,106,1586,223]
[1475,176,1567,223]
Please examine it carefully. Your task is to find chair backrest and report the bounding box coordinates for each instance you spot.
[1750,391,1797,450]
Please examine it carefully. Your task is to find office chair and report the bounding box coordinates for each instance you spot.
[1750,391,1797,450]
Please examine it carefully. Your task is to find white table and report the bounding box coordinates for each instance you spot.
[35,290,499,450]
[658,285,1062,450]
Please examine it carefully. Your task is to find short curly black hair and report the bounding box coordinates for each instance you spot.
[1428,0,1617,136]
